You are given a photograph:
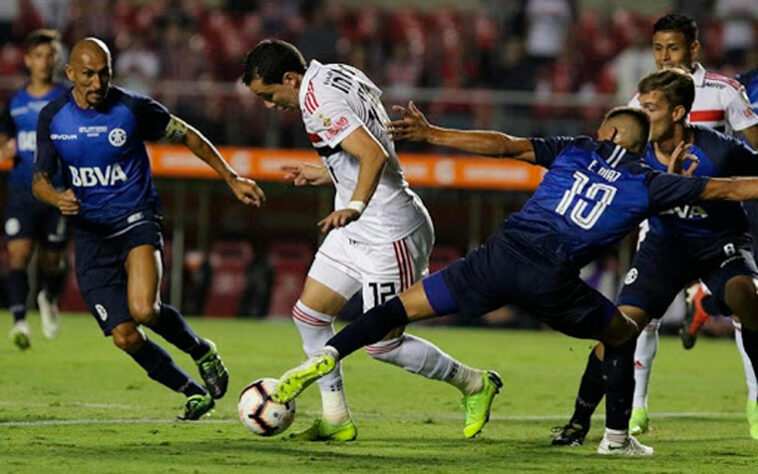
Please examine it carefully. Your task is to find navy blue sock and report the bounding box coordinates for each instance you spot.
[42,268,66,299]
[6,269,29,322]
[701,294,721,316]
[740,327,758,402]
[327,297,410,359]
[570,347,604,429]
[603,338,636,431]
[129,338,206,397]
[149,304,210,360]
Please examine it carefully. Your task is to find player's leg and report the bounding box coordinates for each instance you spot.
[125,243,227,399]
[681,283,713,349]
[733,319,758,438]
[5,236,35,349]
[36,208,67,339]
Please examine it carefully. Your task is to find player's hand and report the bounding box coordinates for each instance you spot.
[281,163,331,186]
[317,209,360,234]
[55,189,79,215]
[666,141,699,177]
[229,176,266,207]
[0,139,15,161]
[387,101,431,142]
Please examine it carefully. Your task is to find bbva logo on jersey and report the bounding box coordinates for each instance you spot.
[68,164,127,187]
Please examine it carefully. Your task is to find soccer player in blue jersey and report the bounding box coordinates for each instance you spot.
[270,92,758,455]
[1,30,68,349]
[32,37,266,420]
[553,69,758,445]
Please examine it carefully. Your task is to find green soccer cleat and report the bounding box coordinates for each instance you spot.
[10,321,30,350]
[196,339,229,399]
[178,393,215,420]
[747,400,758,440]
[629,407,649,435]
[462,370,503,439]
[286,417,358,442]
[273,348,338,404]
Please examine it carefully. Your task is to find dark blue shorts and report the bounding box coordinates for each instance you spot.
[75,216,163,336]
[3,192,66,250]
[439,231,617,339]
[618,232,758,318]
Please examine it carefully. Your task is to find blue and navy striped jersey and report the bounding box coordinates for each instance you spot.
[0,83,67,196]
[502,137,708,269]
[35,86,171,227]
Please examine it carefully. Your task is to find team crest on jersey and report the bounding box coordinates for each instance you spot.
[4,218,20,236]
[624,268,638,285]
[108,128,127,147]
[318,113,332,127]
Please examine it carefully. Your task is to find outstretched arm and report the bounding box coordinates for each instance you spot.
[387,101,535,162]
[700,177,758,201]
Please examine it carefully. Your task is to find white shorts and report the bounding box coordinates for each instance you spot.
[308,221,434,312]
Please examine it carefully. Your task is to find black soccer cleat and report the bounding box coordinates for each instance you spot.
[178,393,215,420]
[551,422,589,446]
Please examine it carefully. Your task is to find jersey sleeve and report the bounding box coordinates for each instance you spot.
[131,94,172,142]
[644,170,709,213]
[528,136,575,168]
[34,107,59,175]
[0,99,15,137]
[304,95,363,149]
[729,135,758,175]
[725,86,758,132]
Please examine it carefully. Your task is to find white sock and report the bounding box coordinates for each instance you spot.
[292,300,350,424]
[733,320,758,402]
[604,427,628,443]
[633,319,660,410]
[366,333,483,395]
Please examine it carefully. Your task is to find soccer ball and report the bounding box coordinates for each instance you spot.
[238,378,296,436]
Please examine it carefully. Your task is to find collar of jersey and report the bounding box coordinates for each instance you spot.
[298,60,322,111]
[691,62,706,87]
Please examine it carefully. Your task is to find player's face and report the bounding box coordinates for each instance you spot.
[24,43,59,83]
[248,77,299,111]
[652,31,697,70]
[66,52,112,108]
[639,91,677,141]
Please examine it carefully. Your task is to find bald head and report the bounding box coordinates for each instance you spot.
[66,37,112,108]
[597,107,651,155]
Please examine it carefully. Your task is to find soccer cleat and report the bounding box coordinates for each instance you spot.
[597,434,654,456]
[551,422,589,446]
[10,320,31,350]
[37,290,60,339]
[273,348,338,404]
[195,339,229,399]
[462,370,503,439]
[629,407,649,435]
[747,400,758,440]
[681,284,711,350]
[178,393,215,420]
[286,417,358,441]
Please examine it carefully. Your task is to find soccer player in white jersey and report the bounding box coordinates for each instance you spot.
[242,39,500,441]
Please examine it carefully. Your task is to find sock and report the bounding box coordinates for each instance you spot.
[702,294,722,316]
[327,297,410,360]
[736,321,758,402]
[632,319,660,409]
[603,338,636,431]
[6,269,29,322]
[149,304,210,360]
[569,347,604,429]
[604,427,628,444]
[129,338,206,397]
[292,300,349,424]
[366,333,483,395]
[42,268,66,299]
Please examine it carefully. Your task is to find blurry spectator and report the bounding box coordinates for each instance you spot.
[297,0,340,64]
[611,24,656,104]
[385,42,422,90]
[716,0,758,66]
[115,34,159,96]
[525,0,575,71]
[32,0,71,32]
[495,38,535,90]
[0,1,20,46]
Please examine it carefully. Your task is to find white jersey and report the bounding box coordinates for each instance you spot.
[629,62,758,133]
[299,60,430,244]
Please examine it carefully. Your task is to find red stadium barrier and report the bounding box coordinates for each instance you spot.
[266,242,313,318]
[203,240,254,317]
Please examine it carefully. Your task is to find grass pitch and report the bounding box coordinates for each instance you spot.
[1,311,756,473]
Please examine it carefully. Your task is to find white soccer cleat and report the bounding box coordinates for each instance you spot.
[38,290,60,339]
[597,434,654,456]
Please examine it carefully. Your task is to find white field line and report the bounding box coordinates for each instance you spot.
[0,410,746,427]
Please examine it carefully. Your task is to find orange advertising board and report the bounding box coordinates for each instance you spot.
[1,145,545,191]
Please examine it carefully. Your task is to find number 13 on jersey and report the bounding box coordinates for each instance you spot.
[555,171,617,230]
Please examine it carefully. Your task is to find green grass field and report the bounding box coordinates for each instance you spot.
[1,312,757,473]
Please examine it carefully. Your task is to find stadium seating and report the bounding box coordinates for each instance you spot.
[202,240,254,317]
[266,242,313,318]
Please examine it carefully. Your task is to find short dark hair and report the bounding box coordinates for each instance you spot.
[24,29,60,52]
[653,14,698,45]
[241,39,307,86]
[638,68,695,114]
[603,106,651,153]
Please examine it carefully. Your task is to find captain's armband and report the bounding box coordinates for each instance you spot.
[164,115,189,143]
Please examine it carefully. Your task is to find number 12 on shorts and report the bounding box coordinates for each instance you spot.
[369,282,397,306]
[555,171,617,230]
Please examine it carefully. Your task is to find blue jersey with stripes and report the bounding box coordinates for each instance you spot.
[0,83,67,197]
[502,137,708,269]
[645,125,757,241]
[35,86,170,227]
[737,68,758,113]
